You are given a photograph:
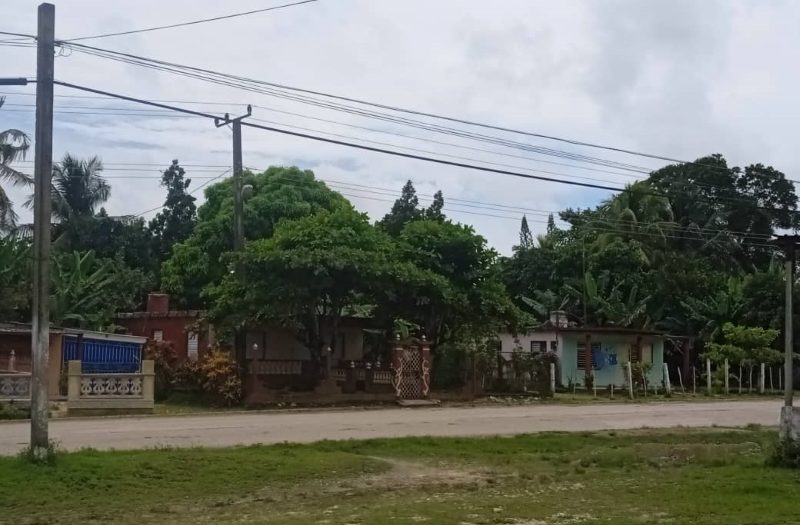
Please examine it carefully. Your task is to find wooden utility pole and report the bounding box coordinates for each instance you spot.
[31,2,55,454]
[776,235,800,438]
[214,107,251,369]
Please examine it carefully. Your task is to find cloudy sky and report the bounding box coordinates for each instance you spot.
[2,0,799,253]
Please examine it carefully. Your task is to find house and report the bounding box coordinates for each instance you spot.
[115,293,213,361]
[242,318,395,403]
[0,322,146,400]
[498,312,665,388]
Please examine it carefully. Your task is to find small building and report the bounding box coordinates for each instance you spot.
[0,322,146,400]
[115,293,213,361]
[498,314,664,388]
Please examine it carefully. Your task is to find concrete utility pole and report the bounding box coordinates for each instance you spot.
[31,2,55,454]
[776,235,800,439]
[214,107,251,368]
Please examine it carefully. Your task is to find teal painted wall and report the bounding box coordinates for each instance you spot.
[559,333,664,387]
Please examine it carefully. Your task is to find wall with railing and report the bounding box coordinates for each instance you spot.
[66,359,154,414]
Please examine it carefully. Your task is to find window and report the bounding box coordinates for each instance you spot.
[530,340,547,354]
[629,344,641,363]
[152,329,163,342]
[187,332,199,361]
[550,340,558,352]
[577,342,601,370]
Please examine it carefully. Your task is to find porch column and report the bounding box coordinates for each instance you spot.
[420,335,431,398]
[584,333,592,386]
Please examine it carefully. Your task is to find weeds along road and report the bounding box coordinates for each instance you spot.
[0,400,781,455]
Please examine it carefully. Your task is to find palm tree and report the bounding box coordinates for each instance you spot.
[0,97,32,232]
[49,154,110,221]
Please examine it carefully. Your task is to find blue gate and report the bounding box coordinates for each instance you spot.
[62,335,142,373]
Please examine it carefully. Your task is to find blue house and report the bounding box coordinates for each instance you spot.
[499,322,664,388]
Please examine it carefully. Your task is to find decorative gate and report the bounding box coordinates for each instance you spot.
[391,338,431,400]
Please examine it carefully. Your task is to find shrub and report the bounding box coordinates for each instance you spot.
[144,340,180,401]
[768,436,800,469]
[175,349,242,406]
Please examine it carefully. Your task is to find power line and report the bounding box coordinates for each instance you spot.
[49,80,800,218]
[60,42,657,174]
[58,39,746,174]
[0,93,647,179]
[62,0,320,42]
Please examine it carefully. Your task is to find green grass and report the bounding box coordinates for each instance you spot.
[2,428,800,524]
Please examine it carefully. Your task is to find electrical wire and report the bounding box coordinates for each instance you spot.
[63,0,319,42]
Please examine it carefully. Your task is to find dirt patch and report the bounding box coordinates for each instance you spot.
[356,456,487,489]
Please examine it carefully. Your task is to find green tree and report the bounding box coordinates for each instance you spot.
[149,160,197,262]
[518,215,534,250]
[49,154,110,222]
[162,166,347,308]
[210,206,423,364]
[424,190,445,221]
[379,180,421,235]
[51,251,153,330]
[0,97,32,232]
[0,237,31,321]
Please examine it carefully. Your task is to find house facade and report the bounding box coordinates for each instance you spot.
[499,321,665,388]
[115,293,212,361]
[0,322,146,400]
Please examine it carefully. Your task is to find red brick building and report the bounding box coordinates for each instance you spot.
[115,293,213,361]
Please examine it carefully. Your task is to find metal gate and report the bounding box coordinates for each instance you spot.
[392,347,431,399]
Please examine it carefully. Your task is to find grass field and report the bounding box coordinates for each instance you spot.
[2,427,799,525]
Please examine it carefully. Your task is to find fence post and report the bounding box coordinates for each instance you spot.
[8,349,15,372]
[676,366,684,393]
[663,363,672,395]
[759,363,765,395]
[770,366,774,392]
[592,369,597,398]
[706,358,712,395]
[692,366,696,394]
[142,360,155,403]
[549,362,555,396]
[627,361,634,399]
[739,365,743,394]
[67,360,81,402]
[724,359,729,395]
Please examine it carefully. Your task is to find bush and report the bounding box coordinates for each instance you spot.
[143,340,179,401]
[0,401,30,420]
[175,349,242,407]
[768,436,800,469]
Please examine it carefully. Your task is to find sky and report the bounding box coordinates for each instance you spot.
[2,0,800,254]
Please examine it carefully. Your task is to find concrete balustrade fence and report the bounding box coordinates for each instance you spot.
[66,359,154,415]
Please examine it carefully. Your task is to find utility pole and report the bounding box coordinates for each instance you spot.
[215,107,251,369]
[31,2,55,455]
[776,235,800,439]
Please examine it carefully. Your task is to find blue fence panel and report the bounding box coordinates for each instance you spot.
[62,336,142,373]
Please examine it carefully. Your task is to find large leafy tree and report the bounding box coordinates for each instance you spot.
[0,97,32,232]
[149,160,197,262]
[51,250,153,330]
[388,219,523,346]
[162,166,347,308]
[210,206,428,362]
[379,180,421,235]
[0,237,31,321]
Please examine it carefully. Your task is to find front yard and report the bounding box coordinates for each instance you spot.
[2,427,799,525]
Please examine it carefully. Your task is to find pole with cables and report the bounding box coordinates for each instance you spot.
[215,107,252,371]
[31,2,55,456]
[777,235,800,439]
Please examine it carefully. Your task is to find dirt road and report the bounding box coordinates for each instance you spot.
[0,400,781,455]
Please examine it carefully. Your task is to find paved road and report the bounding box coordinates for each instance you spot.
[0,400,782,455]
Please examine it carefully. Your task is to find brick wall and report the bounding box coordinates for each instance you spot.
[115,316,209,360]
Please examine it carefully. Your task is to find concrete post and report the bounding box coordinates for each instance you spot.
[760,363,766,395]
[663,363,672,395]
[706,358,712,395]
[8,350,15,372]
[549,362,555,396]
[724,359,729,395]
[142,360,155,403]
[67,360,81,402]
[626,362,634,399]
[676,366,684,393]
